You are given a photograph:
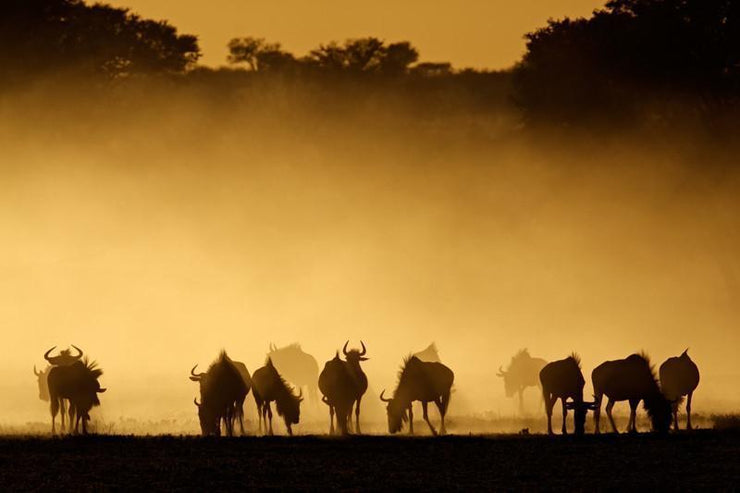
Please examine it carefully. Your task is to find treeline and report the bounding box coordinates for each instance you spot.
[2,0,739,131]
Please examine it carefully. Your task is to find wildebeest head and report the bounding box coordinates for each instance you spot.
[194,397,220,436]
[342,340,368,366]
[565,399,597,435]
[33,365,50,401]
[278,387,303,434]
[380,390,407,434]
[44,345,84,366]
[496,365,518,397]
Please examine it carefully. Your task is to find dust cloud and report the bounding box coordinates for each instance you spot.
[1,78,738,434]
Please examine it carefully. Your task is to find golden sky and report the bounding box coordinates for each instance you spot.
[108,0,604,69]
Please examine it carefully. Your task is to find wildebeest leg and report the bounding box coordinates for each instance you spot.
[686,392,693,430]
[408,405,414,435]
[50,397,59,434]
[355,396,362,434]
[593,392,602,434]
[561,398,568,435]
[434,397,448,435]
[672,400,679,431]
[265,403,274,436]
[606,399,618,433]
[544,393,554,435]
[60,399,67,433]
[518,388,524,415]
[628,399,639,433]
[421,401,438,436]
[329,405,335,435]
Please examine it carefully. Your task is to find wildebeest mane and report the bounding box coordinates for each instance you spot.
[82,357,103,379]
[394,354,420,397]
[569,352,581,368]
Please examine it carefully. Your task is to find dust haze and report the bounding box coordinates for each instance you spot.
[1,77,738,433]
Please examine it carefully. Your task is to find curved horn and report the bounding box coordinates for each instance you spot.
[190,365,205,379]
[97,388,107,393]
[297,389,303,400]
[33,365,41,377]
[496,365,506,377]
[359,340,367,356]
[342,340,350,356]
[682,348,689,357]
[380,390,392,402]
[43,346,57,363]
[194,397,201,408]
[269,342,276,352]
[70,345,83,360]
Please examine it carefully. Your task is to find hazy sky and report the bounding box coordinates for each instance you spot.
[108,0,604,69]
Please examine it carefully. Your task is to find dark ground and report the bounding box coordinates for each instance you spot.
[0,431,737,490]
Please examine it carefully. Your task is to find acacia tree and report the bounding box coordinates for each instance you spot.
[227,37,296,72]
[0,0,200,81]
[308,38,419,74]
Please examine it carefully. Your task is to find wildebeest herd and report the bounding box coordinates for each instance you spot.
[32,343,700,437]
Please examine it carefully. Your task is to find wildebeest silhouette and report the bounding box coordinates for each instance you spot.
[497,349,548,413]
[341,340,369,433]
[539,354,595,435]
[47,358,106,434]
[252,358,303,435]
[36,345,85,432]
[190,352,249,437]
[380,356,454,435]
[267,343,319,405]
[592,353,672,434]
[318,352,356,435]
[33,365,51,402]
[660,349,700,430]
[413,342,441,363]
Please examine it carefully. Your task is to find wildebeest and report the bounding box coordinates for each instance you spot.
[267,343,320,405]
[413,342,441,363]
[497,349,548,413]
[592,353,672,434]
[660,349,700,430]
[47,358,106,434]
[342,341,369,433]
[380,356,454,435]
[33,365,51,402]
[190,352,249,437]
[539,354,595,435]
[36,345,85,432]
[318,353,356,435]
[252,358,303,435]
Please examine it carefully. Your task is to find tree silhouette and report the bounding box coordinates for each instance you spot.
[0,0,199,82]
[514,0,740,124]
[308,38,419,74]
[228,37,297,72]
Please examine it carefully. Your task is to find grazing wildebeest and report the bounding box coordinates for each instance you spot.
[592,353,672,434]
[267,343,319,405]
[252,358,303,435]
[47,358,106,434]
[497,349,548,413]
[342,340,369,433]
[660,349,700,430]
[318,353,356,435]
[190,352,249,437]
[413,342,441,363]
[539,354,595,435]
[380,356,454,435]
